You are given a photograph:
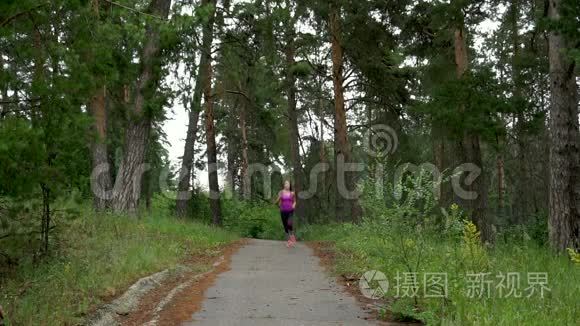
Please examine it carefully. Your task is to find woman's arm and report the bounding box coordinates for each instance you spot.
[274,191,281,205]
[292,191,297,210]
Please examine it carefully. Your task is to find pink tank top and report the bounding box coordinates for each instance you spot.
[280,191,294,212]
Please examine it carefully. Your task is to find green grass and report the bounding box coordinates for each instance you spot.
[0,203,238,325]
[300,222,579,325]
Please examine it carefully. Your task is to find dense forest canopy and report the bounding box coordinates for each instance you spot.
[0,0,579,257]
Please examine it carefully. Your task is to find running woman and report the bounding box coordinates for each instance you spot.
[275,180,296,247]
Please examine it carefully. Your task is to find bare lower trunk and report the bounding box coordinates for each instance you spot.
[0,55,7,119]
[432,125,452,207]
[112,120,151,214]
[41,184,51,253]
[459,132,490,240]
[319,88,325,164]
[226,134,237,195]
[145,175,152,212]
[547,0,580,251]
[497,153,505,211]
[240,99,250,199]
[205,95,222,225]
[329,5,361,222]
[514,116,532,224]
[112,0,172,215]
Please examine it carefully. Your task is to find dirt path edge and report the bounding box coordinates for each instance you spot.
[86,239,246,326]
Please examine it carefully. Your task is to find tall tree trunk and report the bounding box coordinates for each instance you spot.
[284,0,305,218]
[238,57,252,200]
[89,85,112,211]
[329,4,361,222]
[112,0,172,215]
[86,0,113,212]
[511,0,530,224]
[33,27,51,253]
[226,127,238,195]
[144,168,152,212]
[0,55,7,119]
[547,0,580,251]
[40,184,50,253]
[319,81,326,222]
[318,77,326,165]
[201,0,221,225]
[175,53,204,217]
[497,153,505,211]
[453,24,491,241]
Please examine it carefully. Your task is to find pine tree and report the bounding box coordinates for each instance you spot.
[546,0,580,251]
[283,0,306,216]
[112,0,172,215]
[86,0,113,211]
[328,1,362,222]
[199,0,222,225]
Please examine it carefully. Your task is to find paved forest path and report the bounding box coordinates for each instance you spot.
[183,239,378,326]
